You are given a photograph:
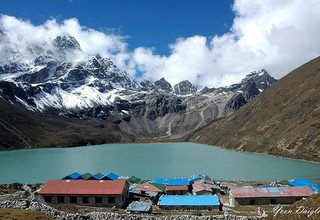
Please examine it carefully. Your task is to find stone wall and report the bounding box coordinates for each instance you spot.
[232,197,303,206]
[41,194,124,207]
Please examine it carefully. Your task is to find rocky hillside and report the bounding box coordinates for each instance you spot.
[0,33,276,140]
[0,97,131,150]
[190,57,320,162]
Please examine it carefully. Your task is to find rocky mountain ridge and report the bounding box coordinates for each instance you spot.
[0,34,277,138]
[190,56,320,162]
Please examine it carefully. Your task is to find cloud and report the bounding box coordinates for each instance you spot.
[131,0,320,87]
[1,0,320,88]
[0,15,129,65]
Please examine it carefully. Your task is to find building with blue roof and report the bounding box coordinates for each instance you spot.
[62,172,82,180]
[189,174,210,182]
[158,195,220,211]
[289,178,320,193]
[152,178,190,186]
[101,172,119,180]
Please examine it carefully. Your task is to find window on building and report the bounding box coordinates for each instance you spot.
[44,196,52,203]
[271,199,276,204]
[82,197,90,204]
[70,196,77,204]
[95,197,103,204]
[108,197,115,203]
[57,196,65,203]
[250,199,255,205]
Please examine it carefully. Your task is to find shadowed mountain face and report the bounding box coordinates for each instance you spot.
[190,57,320,162]
[0,97,131,150]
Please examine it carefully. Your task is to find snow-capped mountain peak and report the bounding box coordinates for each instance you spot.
[53,35,81,51]
[174,80,197,95]
[0,35,277,138]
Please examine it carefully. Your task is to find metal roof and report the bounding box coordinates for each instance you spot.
[62,172,82,180]
[118,176,130,180]
[81,172,93,180]
[166,185,189,191]
[189,174,210,182]
[101,172,119,180]
[150,183,166,192]
[158,195,220,206]
[130,187,159,198]
[39,180,126,195]
[152,178,190,186]
[88,173,104,180]
[230,186,314,198]
[289,178,320,193]
[135,182,165,193]
[126,201,152,213]
[128,176,142,184]
[192,181,213,193]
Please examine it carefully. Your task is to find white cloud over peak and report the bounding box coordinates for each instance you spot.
[0,15,129,65]
[1,0,320,88]
[132,0,320,87]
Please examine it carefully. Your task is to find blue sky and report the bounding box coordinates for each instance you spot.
[1,0,234,55]
[1,0,320,87]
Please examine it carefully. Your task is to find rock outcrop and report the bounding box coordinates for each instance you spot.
[174,80,197,94]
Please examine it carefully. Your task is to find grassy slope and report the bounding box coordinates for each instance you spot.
[190,57,320,162]
[0,98,131,149]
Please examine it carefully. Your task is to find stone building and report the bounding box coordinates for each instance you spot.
[229,186,313,207]
[166,185,189,195]
[39,179,128,208]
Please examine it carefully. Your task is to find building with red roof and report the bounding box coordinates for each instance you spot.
[229,186,314,207]
[192,180,213,195]
[166,185,189,195]
[39,180,128,207]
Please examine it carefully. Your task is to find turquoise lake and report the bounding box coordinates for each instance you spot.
[0,143,319,183]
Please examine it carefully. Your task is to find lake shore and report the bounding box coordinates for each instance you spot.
[134,136,320,164]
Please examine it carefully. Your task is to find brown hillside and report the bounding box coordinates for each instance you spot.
[0,98,131,149]
[0,208,54,220]
[190,57,320,162]
[265,195,320,220]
